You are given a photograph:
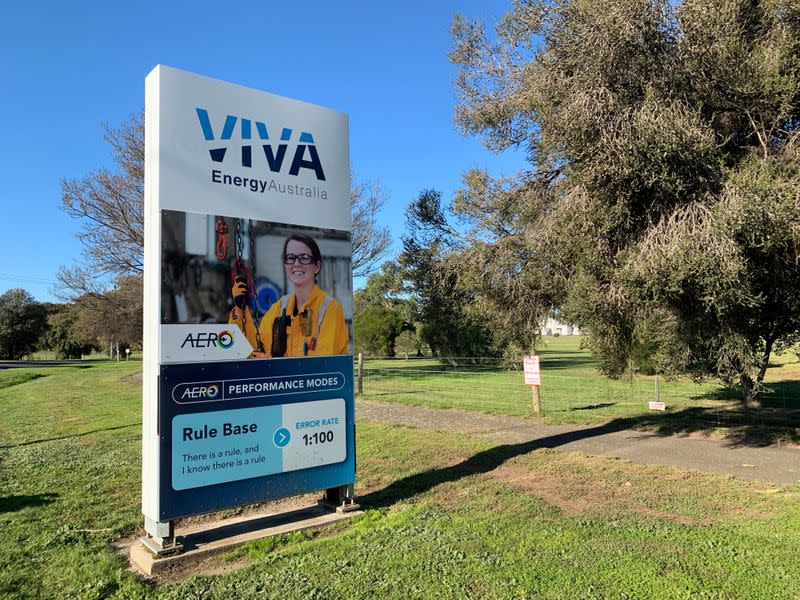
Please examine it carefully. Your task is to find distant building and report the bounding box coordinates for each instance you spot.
[540,317,581,336]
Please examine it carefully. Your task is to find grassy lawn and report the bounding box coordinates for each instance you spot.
[1,362,800,598]
[361,337,800,443]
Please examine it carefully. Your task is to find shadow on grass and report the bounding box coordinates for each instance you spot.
[0,422,141,449]
[360,421,633,509]
[625,405,799,447]
[570,402,617,411]
[360,406,799,509]
[646,380,800,447]
[0,493,58,513]
[0,372,49,390]
[539,355,598,371]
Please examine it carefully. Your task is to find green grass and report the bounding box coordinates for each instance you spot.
[361,337,800,443]
[1,362,800,598]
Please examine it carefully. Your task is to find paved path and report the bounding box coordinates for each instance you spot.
[356,399,800,485]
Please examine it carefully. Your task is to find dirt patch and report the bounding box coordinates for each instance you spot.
[121,549,250,587]
[489,463,711,526]
[125,371,143,385]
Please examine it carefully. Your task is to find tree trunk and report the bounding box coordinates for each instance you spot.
[740,373,761,409]
[756,337,775,386]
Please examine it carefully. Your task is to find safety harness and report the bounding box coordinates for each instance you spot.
[271,294,332,357]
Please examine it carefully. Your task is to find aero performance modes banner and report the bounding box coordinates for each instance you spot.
[157,355,355,520]
[172,372,344,404]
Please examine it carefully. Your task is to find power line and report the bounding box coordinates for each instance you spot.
[0,273,52,284]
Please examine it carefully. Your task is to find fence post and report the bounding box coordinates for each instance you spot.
[357,353,363,396]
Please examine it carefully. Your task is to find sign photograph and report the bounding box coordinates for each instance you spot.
[142,65,356,534]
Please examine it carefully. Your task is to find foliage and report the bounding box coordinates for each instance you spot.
[354,305,406,356]
[351,176,392,277]
[354,261,426,356]
[58,113,144,298]
[401,190,500,361]
[353,261,409,316]
[449,0,800,405]
[0,289,48,360]
[41,308,97,359]
[71,275,144,347]
[394,329,426,357]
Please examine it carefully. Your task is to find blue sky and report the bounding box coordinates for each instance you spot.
[0,1,526,301]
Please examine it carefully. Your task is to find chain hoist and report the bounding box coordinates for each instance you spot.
[232,218,265,353]
[249,219,258,290]
[214,216,229,260]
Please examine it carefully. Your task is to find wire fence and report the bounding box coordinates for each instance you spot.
[358,364,800,435]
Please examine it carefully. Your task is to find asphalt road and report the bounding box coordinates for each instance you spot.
[0,359,129,369]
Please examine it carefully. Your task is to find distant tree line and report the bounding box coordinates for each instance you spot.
[0,286,138,360]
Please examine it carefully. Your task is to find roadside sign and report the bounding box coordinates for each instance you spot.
[523,355,541,386]
[142,66,355,536]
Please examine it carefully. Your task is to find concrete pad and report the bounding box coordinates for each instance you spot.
[130,502,361,575]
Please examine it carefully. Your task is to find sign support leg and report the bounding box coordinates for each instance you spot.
[143,517,182,556]
[321,484,359,513]
[532,385,541,413]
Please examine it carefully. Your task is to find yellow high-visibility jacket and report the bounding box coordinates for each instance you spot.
[229,285,349,357]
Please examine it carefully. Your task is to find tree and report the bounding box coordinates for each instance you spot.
[71,275,144,350]
[0,289,48,360]
[56,114,145,349]
[351,177,392,277]
[450,0,800,405]
[354,261,424,356]
[354,305,405,356]
[59,113,144,297]
[400,190,500,361]
[41,308,97,359]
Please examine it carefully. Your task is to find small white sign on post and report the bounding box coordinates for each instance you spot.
[523,355,541,386]
[649,401,667,411]
[524,355,542,413]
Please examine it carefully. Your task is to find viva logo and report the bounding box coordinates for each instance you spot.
[195,108,326,181]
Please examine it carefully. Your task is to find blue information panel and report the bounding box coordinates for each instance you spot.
[157,355,355,521]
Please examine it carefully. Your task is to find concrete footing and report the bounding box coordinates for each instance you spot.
[130,502,361,575]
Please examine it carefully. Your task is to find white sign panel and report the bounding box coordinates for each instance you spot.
[282,399,346,471]
[524,355,541,386]
[160,324,252,363]
[147,65,350,229]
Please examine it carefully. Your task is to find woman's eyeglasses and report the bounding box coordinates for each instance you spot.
[284,253,316,265]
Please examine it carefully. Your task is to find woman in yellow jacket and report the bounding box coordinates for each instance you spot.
[229,233,349,357]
